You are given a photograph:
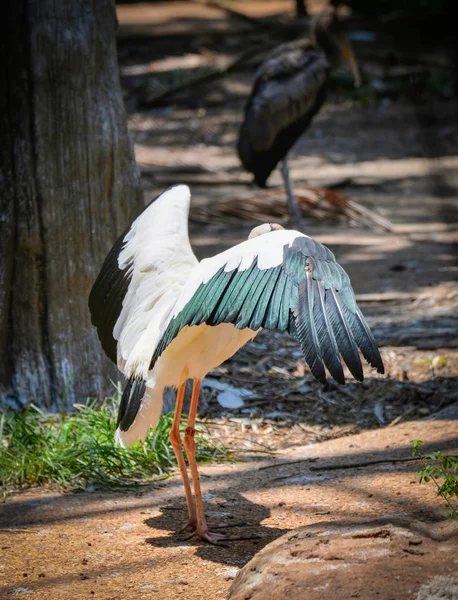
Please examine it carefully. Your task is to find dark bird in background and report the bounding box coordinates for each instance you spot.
[237,3,360,228]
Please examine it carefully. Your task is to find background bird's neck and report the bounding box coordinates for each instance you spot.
[313,29,342,67]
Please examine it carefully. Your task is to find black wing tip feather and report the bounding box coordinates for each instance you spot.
[312,278,346,384]
[327,288,364,382]
[118,377,147,432]
[354,308,385,375]
[294,280,327,384]
[88,225,133,364]
[329,302,384,383]
[293,259,384,385]
[369,351,385,375]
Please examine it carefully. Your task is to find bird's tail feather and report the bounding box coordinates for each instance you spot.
[115,377,163,447]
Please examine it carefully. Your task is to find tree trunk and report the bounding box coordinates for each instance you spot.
[295,0,308,18]
[0,0,143,410]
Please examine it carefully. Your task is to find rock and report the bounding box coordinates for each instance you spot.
[227,519,458,600]
[417,574,458,600]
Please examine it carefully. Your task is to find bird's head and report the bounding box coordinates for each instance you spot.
[312,3,360,87]
[248,223,284,240]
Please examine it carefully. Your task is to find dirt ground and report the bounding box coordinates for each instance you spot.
[1,2,457,599]
[1,416,457,600]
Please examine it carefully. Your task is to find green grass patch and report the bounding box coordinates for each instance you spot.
[0,392,229,496]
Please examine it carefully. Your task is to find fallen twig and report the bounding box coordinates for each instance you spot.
[310,451,458,472]
[309,456,420,471]
[259,454,458,473]
[388,406,418,428]
[257,457,319,471]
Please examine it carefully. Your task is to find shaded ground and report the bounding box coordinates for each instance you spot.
[1,1,458,599]
[1,414,457,599]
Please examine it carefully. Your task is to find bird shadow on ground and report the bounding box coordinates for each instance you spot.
[143,491,286,564]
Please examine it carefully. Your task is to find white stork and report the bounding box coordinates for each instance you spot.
[89,184,384,544]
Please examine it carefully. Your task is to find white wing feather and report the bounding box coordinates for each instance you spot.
[113,185,198,377]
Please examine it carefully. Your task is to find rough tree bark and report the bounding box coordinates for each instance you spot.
[0,0,144,410]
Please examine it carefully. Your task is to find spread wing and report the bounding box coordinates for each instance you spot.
[150,230,384,384]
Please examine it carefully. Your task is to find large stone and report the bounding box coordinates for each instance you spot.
[227,519,458,600]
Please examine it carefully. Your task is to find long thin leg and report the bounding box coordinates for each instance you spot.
[169,382,196,530]
[183,379,207,533]
[281,156,304,229]
[183,379,257,544]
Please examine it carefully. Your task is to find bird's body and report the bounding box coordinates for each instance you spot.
[89,184,383,543]
[238,39,329,188]
[118,322,257,446]
[238,5,359,224]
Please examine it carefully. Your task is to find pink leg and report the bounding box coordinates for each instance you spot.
[183,379,257,544]
[169,382,196,530]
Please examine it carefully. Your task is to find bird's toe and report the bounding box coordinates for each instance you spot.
[182,526,259,545]
[206,520,248,531]
[176,518,197,535]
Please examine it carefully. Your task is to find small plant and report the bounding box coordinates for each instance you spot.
[0,391,229,496]
[410,440,458,519]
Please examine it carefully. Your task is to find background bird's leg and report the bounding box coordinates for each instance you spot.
[169,381,196,532]
[282,157,304,230]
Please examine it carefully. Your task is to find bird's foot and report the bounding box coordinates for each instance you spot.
[177,515,248,535]
[182,525,259,545]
